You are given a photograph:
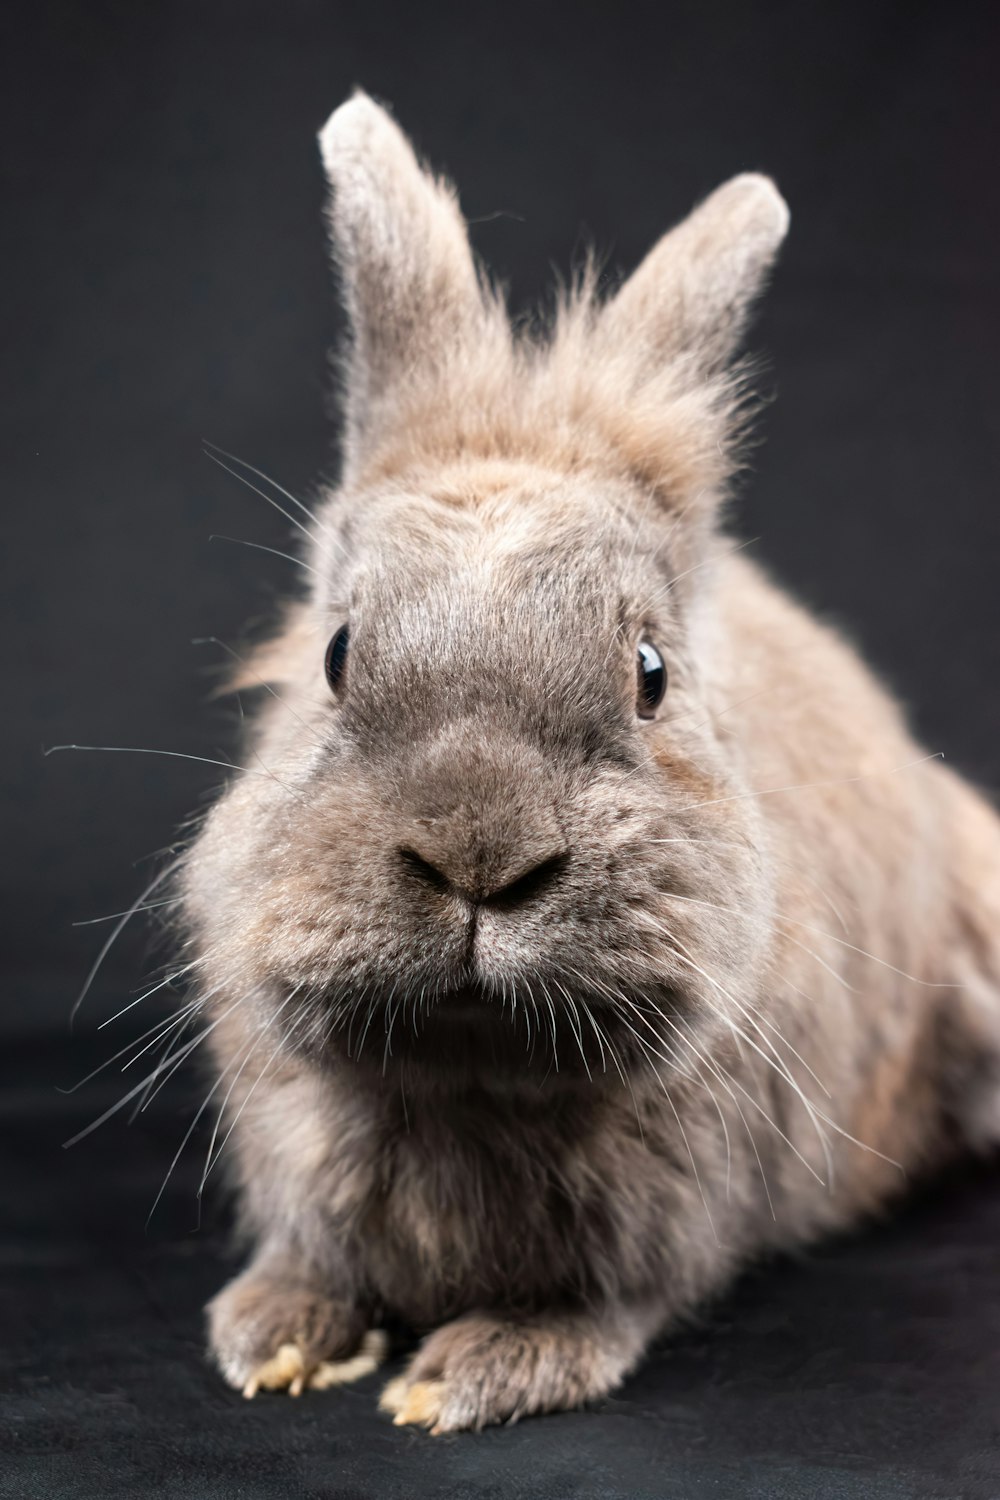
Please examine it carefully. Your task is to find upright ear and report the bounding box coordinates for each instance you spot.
[599,173,789,383]
[318,92,490,475]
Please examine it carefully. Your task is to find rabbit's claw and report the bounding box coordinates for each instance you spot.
[379,1375,449,1432]
[242,1330,389,1399]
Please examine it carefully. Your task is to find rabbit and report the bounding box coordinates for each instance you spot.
[183,91,1000,1433]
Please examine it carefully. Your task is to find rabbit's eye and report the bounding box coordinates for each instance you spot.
[325,625,350,693]
[637,640,666,718]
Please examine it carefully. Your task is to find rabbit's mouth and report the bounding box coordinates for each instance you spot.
[429,984,497,1020]
[300,972,693,1086]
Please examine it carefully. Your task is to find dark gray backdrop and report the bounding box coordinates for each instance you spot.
[6,0,1000,996]
[3,3,1000,1497]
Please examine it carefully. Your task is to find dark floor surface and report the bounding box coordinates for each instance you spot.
[3,977,999,1500]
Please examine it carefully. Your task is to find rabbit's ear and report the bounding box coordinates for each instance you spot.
[318,92,490,473]
[599,174,789,381]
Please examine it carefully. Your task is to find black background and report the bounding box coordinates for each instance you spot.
[3,2,1000,1496]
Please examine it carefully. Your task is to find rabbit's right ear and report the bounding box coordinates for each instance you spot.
[599,173,790,383]
[318,92,490,478]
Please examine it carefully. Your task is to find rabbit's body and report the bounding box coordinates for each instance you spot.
[188,96,1000,1430]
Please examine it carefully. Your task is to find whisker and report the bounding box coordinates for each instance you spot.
[613,988,778,1215]
[128,1007,201,1121]
[550,980,591,1079]
[576,995,608,1074]
[353,993,380,1060]
[658,887,951,992]
[662,939,834,1185]
[674,751,944,817]
[62,1026,210,1147]
[630,913,836,1183]
[622,982,810,1201]
[97,959,202,1029]
[67,862,179,1025]
[56,996,203,1094]
[209,533,323,580]
[119,1000,205,1072]
[634,537,759,620]
[539,983,560,1072]
[746,995,832,1097]
[627,1017,735,1204]
[72,897,182,927]
[639,1047,719,1246]
[714,1056,824,1189]
[149,996,309,1231]
[245,734,306,807]
[194,637,328,747]
[199,986,302,1194]
[44,744,274,780]
[605,1030,647,1146]
[202,441,325,530]
[62,987,252,1147]
[382,992,402,1074]
[202,447,321,546]
[666,686,771,740]
[609,1001,695,1081]
[557,965,694,1078]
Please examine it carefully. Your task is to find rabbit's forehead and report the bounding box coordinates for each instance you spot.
[351,532,634,648]
[359,550,618,636]
[343,477,663,616]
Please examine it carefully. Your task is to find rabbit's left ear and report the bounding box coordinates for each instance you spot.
[599,173,789,382]
[318,92,491,474]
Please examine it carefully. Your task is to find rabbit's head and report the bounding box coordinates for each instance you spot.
[183,94,789,1085]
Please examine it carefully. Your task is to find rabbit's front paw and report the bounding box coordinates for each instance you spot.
[379,1310,633,1433]
[208,1270,383,1397]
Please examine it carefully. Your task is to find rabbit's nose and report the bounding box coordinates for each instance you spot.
[398,844,568,910]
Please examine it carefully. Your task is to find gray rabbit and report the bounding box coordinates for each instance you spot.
[179,93,1000,1431]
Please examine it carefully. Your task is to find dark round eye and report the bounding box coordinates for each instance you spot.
[636,640,666,717]
[324,625,350,693]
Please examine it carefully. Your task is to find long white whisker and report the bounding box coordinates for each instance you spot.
[202,447,321,545]
[202,441,330,532]
[633,910,835,1180]
[674,751,944,817]
[194,636,328,747]
[550,980,591,1079]
[119,1000,205,1072]
[198,986,303,1194]
[638,1047,718,1246]
[148,990,312,1230]
[658,887,950,992]
[62,1027,209,1147]
[63,986,253,1147]
[606,984,775,1211]
[67,862,178,1024]
[745,995,832,1097]
[627,1017,735,1205]
[576,995,608,1074]
[635,537,758,617]
[44,744,273,780]
[209,533,323,579]
[97,959,202,1029]
[72,897,183,927]
[57,997,203,1094]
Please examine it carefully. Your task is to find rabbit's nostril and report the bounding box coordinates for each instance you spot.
[483,852,568,910]
[398,847,452,893]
